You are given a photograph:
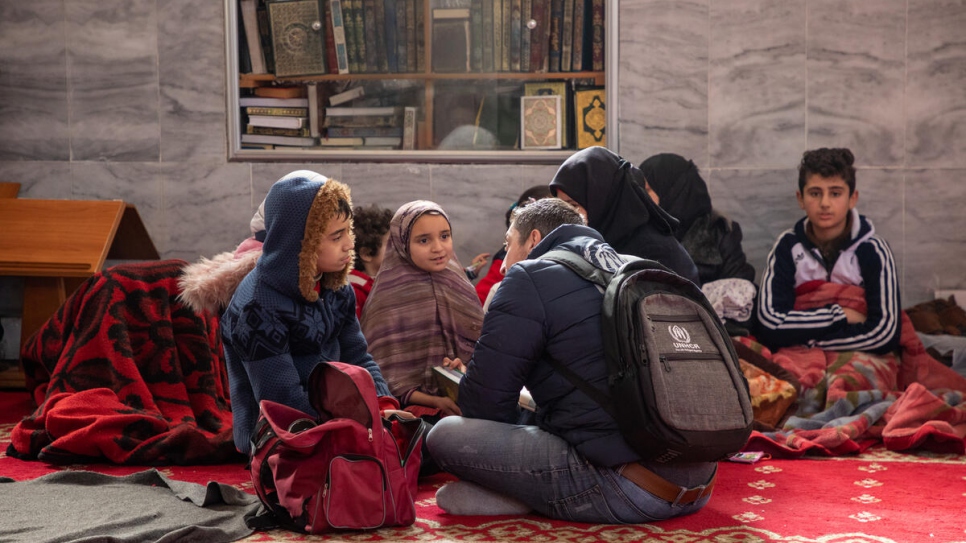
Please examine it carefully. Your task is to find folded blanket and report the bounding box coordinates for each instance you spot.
[741,282,966,457]
[8,260,240,465]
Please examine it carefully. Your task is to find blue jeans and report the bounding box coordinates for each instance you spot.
[425,417,710,524]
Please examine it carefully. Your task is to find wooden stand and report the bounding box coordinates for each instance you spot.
[0,199,159,388]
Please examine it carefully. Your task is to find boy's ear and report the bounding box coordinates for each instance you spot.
[796,190,805,210]
[359,247,374,262]
[849,188,859,209]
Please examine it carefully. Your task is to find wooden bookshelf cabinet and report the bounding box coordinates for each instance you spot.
[226,0,617,163]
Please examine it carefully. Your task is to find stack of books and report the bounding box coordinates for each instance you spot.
[320,105,407,148]
[240,96,316,147]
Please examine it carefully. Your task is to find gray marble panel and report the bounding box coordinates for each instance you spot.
[341,162,433,212]
[709,0,806,168]
[851,169,905,299]
[904,169,966,305]
[158,0,228,162]
[67,1,161,162]
[69,163,165,257]
[0,161,73,199]
[0,1,70,161]
[806,0,905,166]
[163,162,253,261]
[251,163,346,212]
[430,164,558,266]
[619,0,709,167]
[906,1,966,168]
[708,168,801,282]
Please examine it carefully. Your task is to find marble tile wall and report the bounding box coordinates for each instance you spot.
[1,0,964,313]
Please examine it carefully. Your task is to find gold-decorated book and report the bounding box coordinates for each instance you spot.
[520,94,561,149]
[574,87,605,149]
[524,80,570,148]
[268,0,327,77]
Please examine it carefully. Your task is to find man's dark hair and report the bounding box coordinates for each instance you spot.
[352,204,392,271]
[510,198,584,242]
[798,148,856,194]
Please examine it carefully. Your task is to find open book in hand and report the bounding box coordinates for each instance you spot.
[432,366,537,412]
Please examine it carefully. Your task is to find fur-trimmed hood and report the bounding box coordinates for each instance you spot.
[177,249,261,315]
[258,170,354,302]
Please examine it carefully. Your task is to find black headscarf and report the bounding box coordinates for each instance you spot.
[549,147,700,284]
[639,153,712,240]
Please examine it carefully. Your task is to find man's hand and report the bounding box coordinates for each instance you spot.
[382,409,417,420]
[442,356,466,373]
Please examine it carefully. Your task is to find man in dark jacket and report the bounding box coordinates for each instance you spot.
[425,198,716,523]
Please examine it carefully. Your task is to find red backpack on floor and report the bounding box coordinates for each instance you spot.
[248,362,425,534]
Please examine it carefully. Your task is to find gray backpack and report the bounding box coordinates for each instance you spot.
[543,250,753,463]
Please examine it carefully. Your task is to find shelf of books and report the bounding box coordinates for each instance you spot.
[229,0,613,162]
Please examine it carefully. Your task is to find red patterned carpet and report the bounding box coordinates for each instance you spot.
[1,390,964,543]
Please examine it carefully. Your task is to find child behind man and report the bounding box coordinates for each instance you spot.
[350,204,393,319]
[220,171,409,455]
[755,148,901,354]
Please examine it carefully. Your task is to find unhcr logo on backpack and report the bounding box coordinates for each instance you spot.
[668,325,702,352]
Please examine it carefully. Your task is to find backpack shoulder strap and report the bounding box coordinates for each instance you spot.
[540,249,618,418]
[541,249,613,288]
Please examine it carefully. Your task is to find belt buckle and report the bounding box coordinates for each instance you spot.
[672,483,706,507]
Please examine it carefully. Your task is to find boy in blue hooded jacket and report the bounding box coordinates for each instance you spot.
[221,170,405,454]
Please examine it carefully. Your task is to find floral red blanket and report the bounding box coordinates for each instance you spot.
[742,282,966,457]
[7,260,240,465]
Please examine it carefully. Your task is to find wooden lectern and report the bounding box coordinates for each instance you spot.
[0,199,159,388]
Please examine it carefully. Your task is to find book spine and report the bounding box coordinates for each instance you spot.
[415,0,425,72]
[406,0,417,72]
[396,0,408,72]
[246,125,312,137]
[328,0,350,74]
[325,126,404,138]
[326,106,401,116]
[322,1,339,73]
[481,0,494,72]
[548,0,563,72]
[492,0,503,71]
[520,0,531,72]
[590,0,603,71]
[510,0,521,71]
[323,115,401,127]
[470,1,482,72]
[528,0,549,73]
[245,106,309,116]
[570,0,585,71]
[342,0,359,72]
[352,0,367,73]
[239,0,266,74]
[402,106,417,149]
[501,0,511,71]
[560,0,573,72]
[383,0,398,72]
[256,0,276,73]
[362,0,378,72]
[307,83,321,137]
[373,0,389,72]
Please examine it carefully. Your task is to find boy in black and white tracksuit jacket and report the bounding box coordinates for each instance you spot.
[756,148,901,356]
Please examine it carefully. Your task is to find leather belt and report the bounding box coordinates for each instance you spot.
[618,463,715,506]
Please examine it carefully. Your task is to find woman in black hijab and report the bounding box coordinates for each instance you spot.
[640,153,755,285]
[549,146,700,285]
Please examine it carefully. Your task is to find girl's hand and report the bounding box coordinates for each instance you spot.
[442,356,466,373]
[433,396,462,417]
